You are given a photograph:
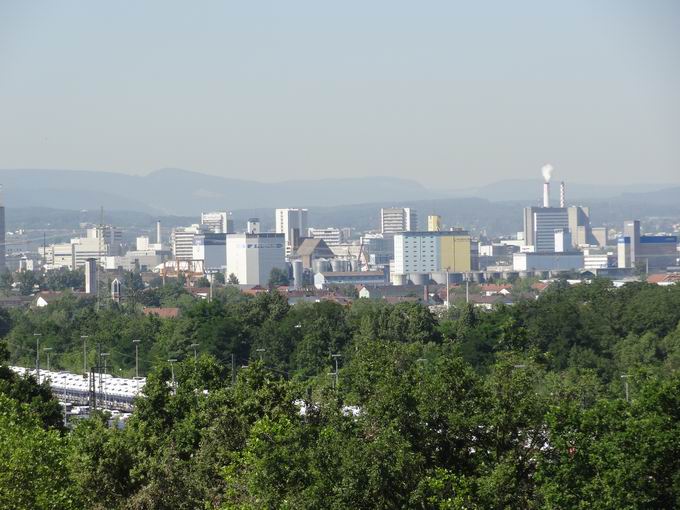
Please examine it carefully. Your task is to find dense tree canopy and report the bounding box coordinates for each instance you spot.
[1,278,679,508]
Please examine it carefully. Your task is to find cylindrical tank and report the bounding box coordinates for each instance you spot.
[312,259,332,274]
[430,271,447,285]
[391,273,406,285]
[331,259,351,272]
[292,260,303,290]
[409,273,429,286]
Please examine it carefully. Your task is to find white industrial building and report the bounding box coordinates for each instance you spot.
[40,225,123,270]
[226,233,286,286]
[276,208,308,256]
[512,252,584,271]
[192,233,227,272]
[381,207,417,234]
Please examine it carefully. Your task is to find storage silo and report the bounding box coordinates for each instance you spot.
[312,259,332,274]
[409,273,429,285]
[292,260,303,290]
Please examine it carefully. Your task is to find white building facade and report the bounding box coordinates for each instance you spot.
[200,211,233,234]
[308,227,342,246]
[381,207,417,235]
[172,225,200,260]
[226,233,286,286]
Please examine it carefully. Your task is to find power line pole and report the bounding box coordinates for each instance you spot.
[190,343,200,362]
[231,353,235,385]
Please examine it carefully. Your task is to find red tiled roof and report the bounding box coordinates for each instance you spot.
[142,307,180,318]
[647,273,680,284]
[480,284,512,292]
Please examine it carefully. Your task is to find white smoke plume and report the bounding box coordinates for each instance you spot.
[541,164,553,183]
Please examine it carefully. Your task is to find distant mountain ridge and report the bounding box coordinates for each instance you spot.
[0,168,443,215]
[1,168,678,219]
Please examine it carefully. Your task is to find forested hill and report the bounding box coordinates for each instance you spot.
[1,279,680,508]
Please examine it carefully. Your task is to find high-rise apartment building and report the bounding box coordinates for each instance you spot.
[172,225,201,260]
[275,208,308,256]
[381,207,417,234]
[308,227,343,246]
[427,215,442,232]
[201,211,234,234]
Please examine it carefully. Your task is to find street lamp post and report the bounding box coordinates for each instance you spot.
[81,335,89,376]
[168,359,177,392]
[133,339,141,378]
[330,354,342,389]
[101,353,110,405]
[190,343,200,362]
[43,347,53,372]
[621,374,630,402]
[34,333,42,383]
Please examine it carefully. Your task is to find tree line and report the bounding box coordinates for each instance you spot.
[1,278,679,508]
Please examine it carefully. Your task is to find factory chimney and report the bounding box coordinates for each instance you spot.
[156,220,161,245]
[560,181,565,208]
[541,164,553,208]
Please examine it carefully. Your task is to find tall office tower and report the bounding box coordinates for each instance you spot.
[201,211,233,234]
[567,205,593,246]
[380,207,417,234]
[226,233,286,286]
[172,225,201,260]
[86,225,123,255]
[247,218,261,234]
[623,220,641,263]
[427,215,442,232]
[84,258,97,295]
[0,188,5,270]
[275,208,309,256]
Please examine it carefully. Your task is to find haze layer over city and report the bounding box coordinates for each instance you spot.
[1,2,679,509]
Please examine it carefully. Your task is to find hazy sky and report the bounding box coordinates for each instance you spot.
[1,1,678,187]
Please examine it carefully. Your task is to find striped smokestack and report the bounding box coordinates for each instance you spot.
[560,181,565,208]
